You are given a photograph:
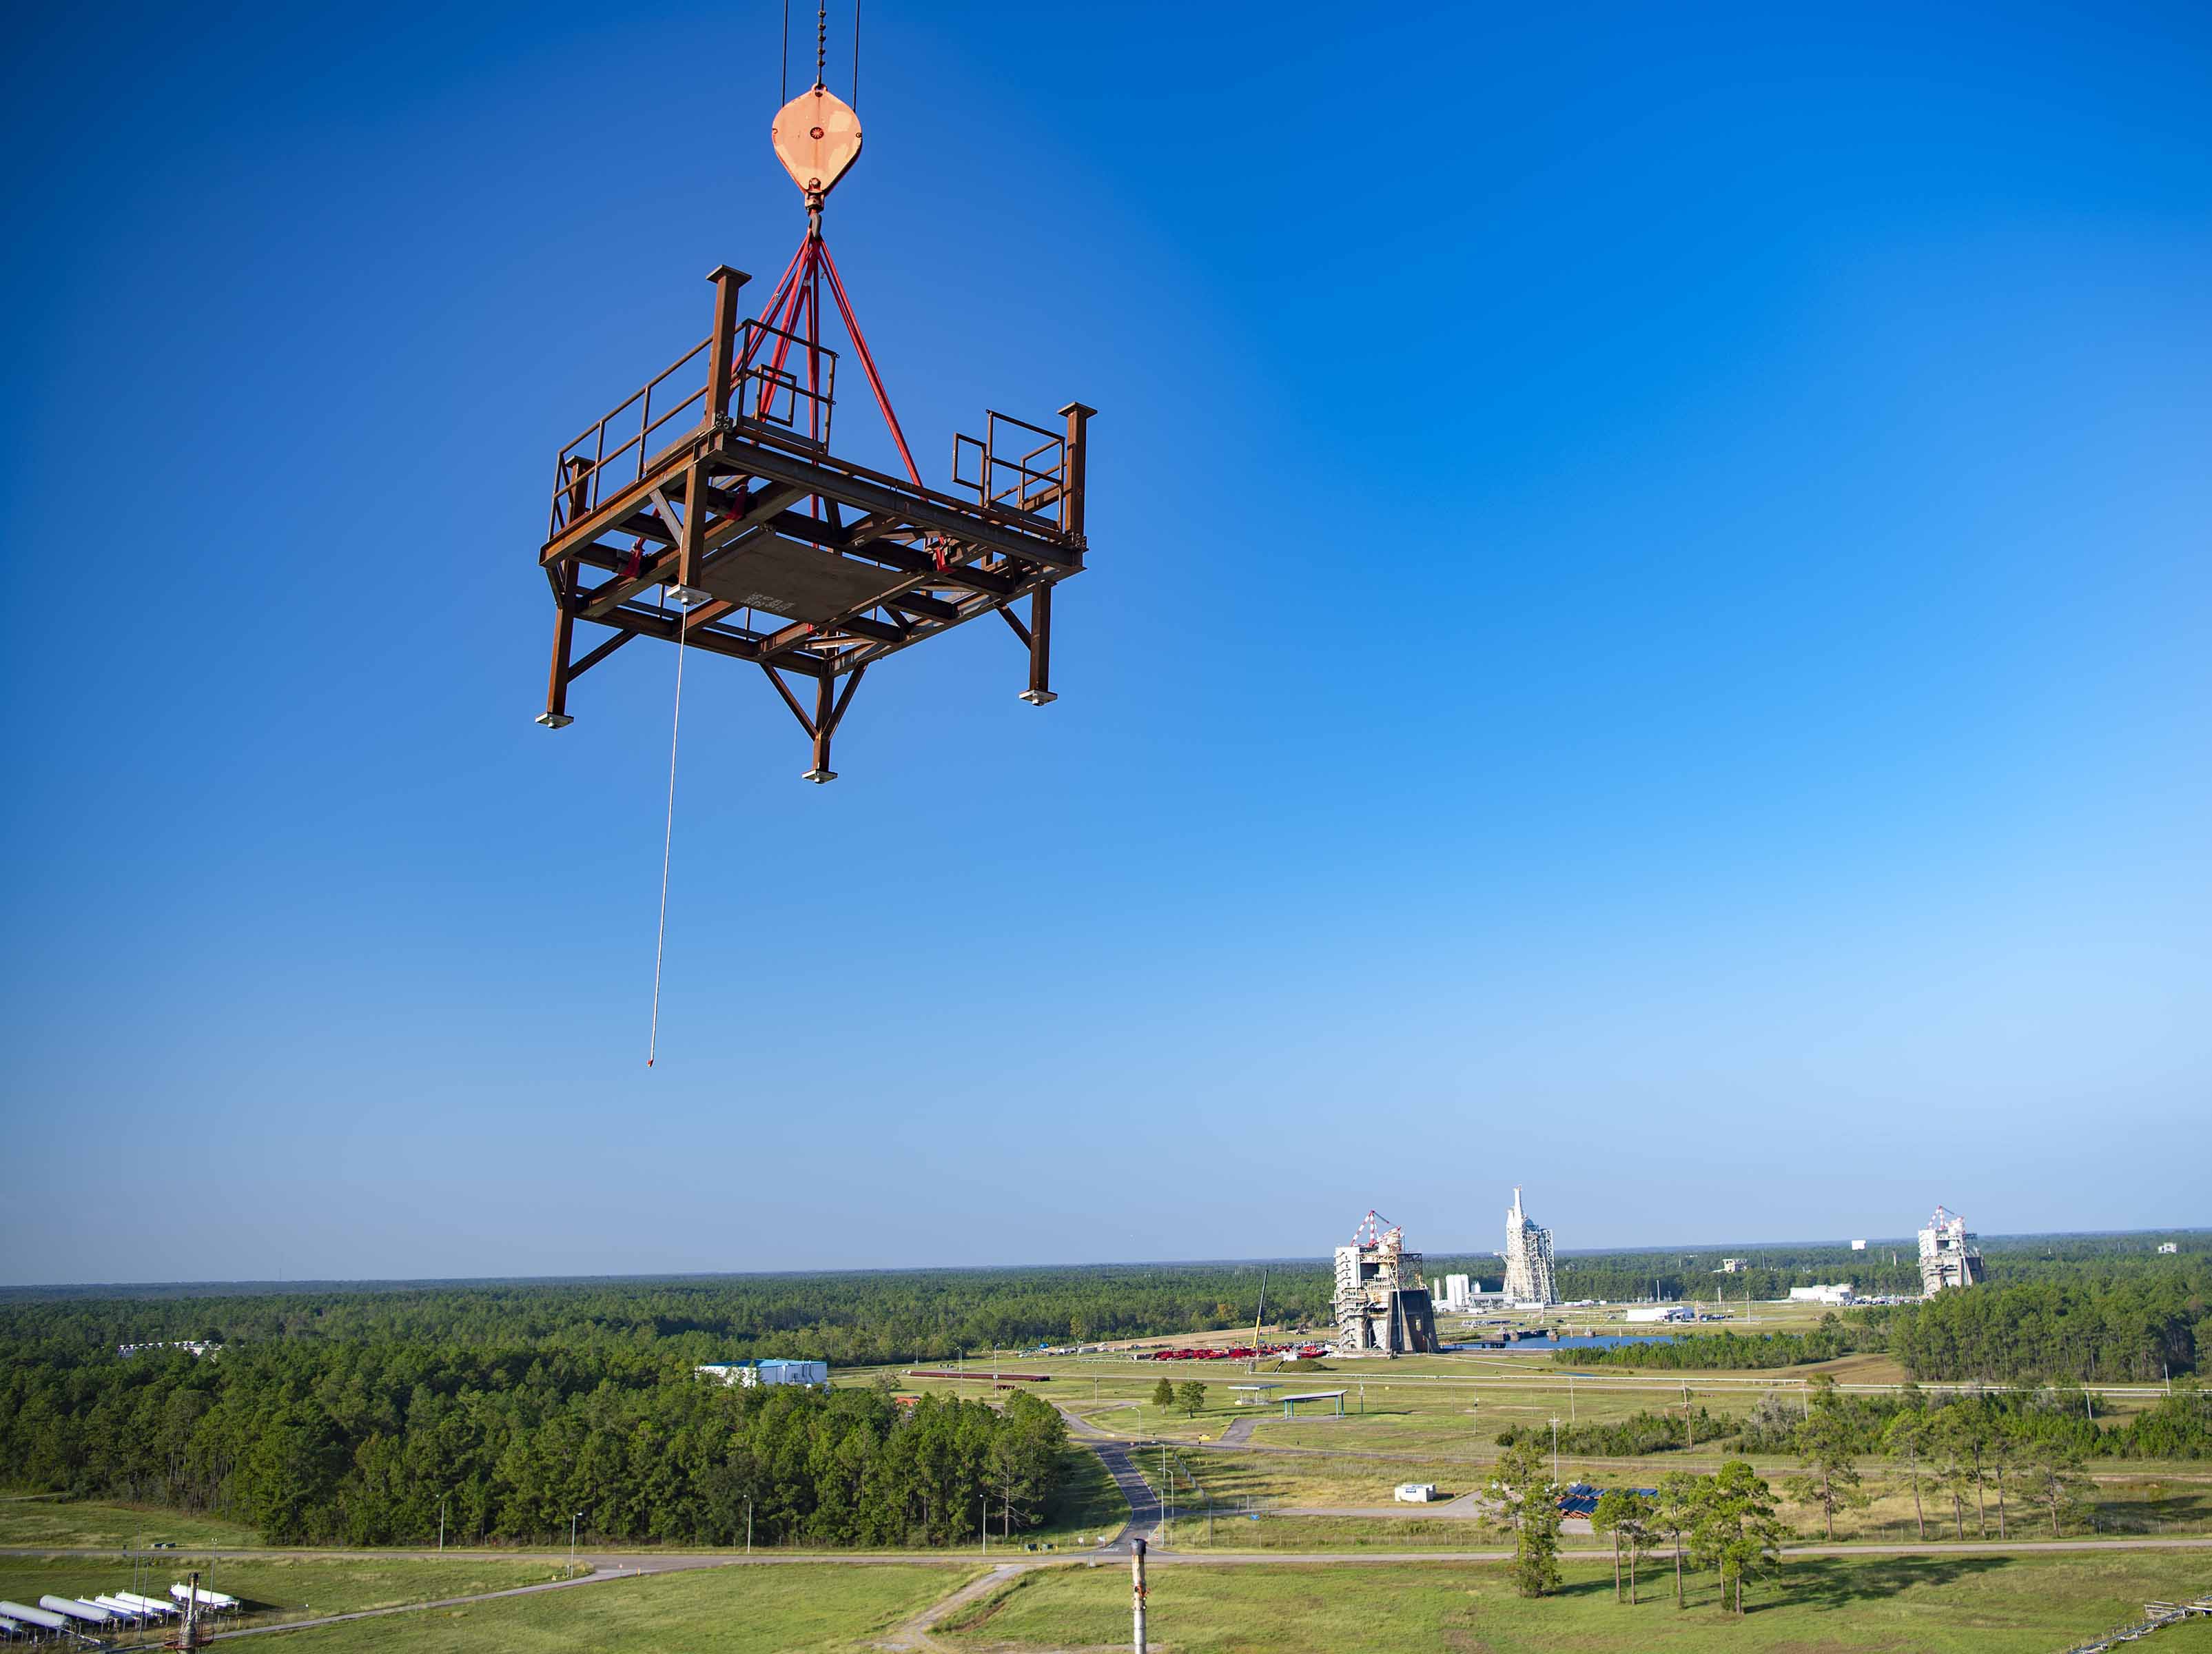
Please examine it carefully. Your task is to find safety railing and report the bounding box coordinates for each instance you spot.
[730,318,837,453]
[550,337,712,536]
[547,320,839,539]
[953,411,1065,524]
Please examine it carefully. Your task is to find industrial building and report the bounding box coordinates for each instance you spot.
[697,1358,829,1388]
[1625,1305,1694,1323]
[1503,1187,1558,1306]
[1332,1212,1440,1356]
[1788,1283,1856,1305]
[1918,1205,1986,1295]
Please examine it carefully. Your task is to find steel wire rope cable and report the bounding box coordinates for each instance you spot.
[646,595,692,1067]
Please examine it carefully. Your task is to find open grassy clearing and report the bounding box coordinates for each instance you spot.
[0,1555,575,1630]
[862,1353,2194,1530]
[942,1551,2212,1654]
[0,1494,262,1551]
[858,1349,2209,1550]
[245,1562,974,1654]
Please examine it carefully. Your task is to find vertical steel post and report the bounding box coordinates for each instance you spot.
[677,458,708,594]
[705,265,749,426]
[1057,401,1094,538]
[541,559,578,726]
[1022,402,1092,706]
[539,462,591,728]
[805,671,837,782]
[1131,1537,1147,1654]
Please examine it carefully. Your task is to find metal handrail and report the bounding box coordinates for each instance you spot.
[953,409,1066,523]
[550,337,712,535]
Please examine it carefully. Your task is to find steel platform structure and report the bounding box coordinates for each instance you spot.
[534,261,1092,779]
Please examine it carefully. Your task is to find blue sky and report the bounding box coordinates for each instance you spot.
[2,2,2206,1285]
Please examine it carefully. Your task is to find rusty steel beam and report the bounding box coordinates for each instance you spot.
[710,435,1082,569]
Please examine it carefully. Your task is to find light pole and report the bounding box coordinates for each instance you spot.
[746,1496,752,1554]
[1550,1416,1561,1484]
[569,1512,581,1578]
[438,1493,449,1554]
[981,1495,987,1555]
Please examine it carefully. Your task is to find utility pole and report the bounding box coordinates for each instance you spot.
[569,1511,581,1578]
[438,1493,448,1553]
[1550,1416,1561,1484]
[746,1497,752,1554]
[1131,1537,1147,1653]
[981,1494,987,1555]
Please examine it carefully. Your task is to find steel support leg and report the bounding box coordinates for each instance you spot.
[1019,585,1056,705]
[803,672,838,783]
[538,460,591,728]
[538,560,579,728]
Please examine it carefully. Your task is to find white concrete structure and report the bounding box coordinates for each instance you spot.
[1434,1273,1474,1312]
[2159,1243,2179,1255]
[1850,1239,1867,1251]
[1717,1258,1748,1273]
[1918,1206,1985,1295]
[1502,1187,1557,1306]
[1394,1482,1440,1502]
[1787,1283,1856,1305]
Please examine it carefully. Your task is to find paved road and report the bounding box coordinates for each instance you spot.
[1082,1438,1162,1551]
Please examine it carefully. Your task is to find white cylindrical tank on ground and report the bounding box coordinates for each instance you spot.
[94,1595,146,1619]
[41,1595,112,1624]
[119,1591,178,1616]
[0,1603,67,1631]
[172,1583,239,1609]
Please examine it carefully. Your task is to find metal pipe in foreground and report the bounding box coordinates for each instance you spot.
[1131,1535,1146,1653]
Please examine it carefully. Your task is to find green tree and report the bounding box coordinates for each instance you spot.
[1484,1437,1563,1598]
[1690,1460,1789,1615]
[1592,1487,1656,1604]
[1783,1398,1867,1540]
[1929,1405,1985,1540]
[1175,1380,1207,1418]
[1881,1407,1932,1540]
[1652,1471,1704,1609]
[2017,1439,2094,1538]
[1151,1376,1175,1411]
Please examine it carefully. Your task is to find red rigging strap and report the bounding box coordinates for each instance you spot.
[739,230,922,489]
[815,237,920,486]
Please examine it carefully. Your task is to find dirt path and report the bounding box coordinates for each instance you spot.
[876,1563,1028,1652]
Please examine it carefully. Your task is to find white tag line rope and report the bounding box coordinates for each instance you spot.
[646,596,691,1068]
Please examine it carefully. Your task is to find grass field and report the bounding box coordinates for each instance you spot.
[858,1340,2207,1551]
[0,1493,261,1550]
[252,1563,974,1654]
[941,1552,2212,1653]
